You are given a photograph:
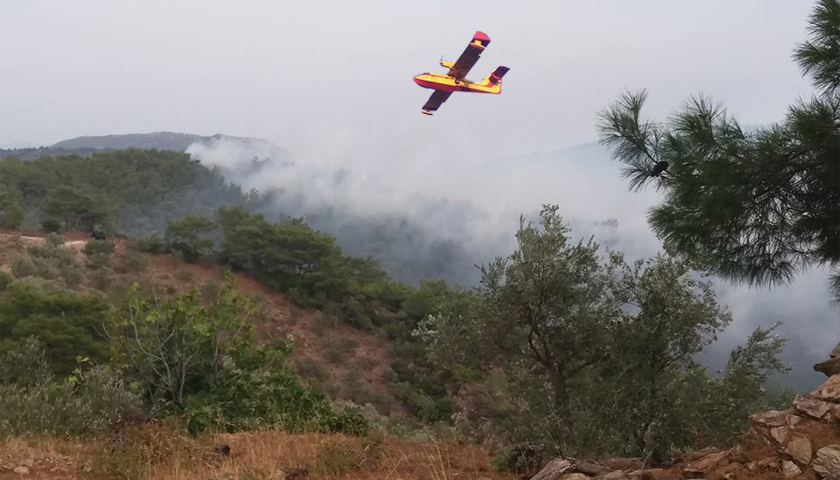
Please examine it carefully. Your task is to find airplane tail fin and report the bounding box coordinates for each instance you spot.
[487,66,510,85]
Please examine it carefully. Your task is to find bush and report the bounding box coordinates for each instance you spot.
[44,233,65,247]
[87,252,111,270]
[135,231,167,253]
[0,202,24,229]
[0,277,112,373]
[41,218,62,233]
[0,270,12,291]
[12,241,84,288]
[83,239,116,256]
[491,442,547,475]
[0,364,143,438]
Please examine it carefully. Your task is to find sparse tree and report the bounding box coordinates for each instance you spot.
[419,205,626,444]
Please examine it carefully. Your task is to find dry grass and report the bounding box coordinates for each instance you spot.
[0,430,514,480]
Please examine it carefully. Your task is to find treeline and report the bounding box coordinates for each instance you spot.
[0,149,267,234]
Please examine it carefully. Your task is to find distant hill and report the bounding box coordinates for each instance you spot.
[0,132,291,162]
[51,132,208,151]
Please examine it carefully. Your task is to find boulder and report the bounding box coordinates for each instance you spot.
[601,458,642,471]
[742,427,770,450]
[784,435,813,465]
[751,410,790,428]
[794,395,832,419]
[682,450,730,477]
[558,475,590,480]
[816,376,840,402]
[781,460,802,478]
[770,426,790,444]
[812,445,840,479]
[599,470,628,480]
[816,358,840,377]
[13,466,30,475]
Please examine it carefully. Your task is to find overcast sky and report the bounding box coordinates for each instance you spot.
[1,0,815,152]
[2,1,835,383]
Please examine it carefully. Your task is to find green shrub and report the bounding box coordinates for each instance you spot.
[83,239,116,256]
[87,252,111,270]
[12,241,84,288]
[0,362,142,438]
[0,277,111,373]
[0,270,12,291]
[41,218,62,233]
[135,231,167,253]
[0,202,24,229]
[44,233,65,247]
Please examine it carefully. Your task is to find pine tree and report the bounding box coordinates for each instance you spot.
[598,0,840,299]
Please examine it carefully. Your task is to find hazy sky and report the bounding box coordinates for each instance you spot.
[2,1,835,383]
[0,0,815,153]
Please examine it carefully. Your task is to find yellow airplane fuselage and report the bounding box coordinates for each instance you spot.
[413,72,502,94]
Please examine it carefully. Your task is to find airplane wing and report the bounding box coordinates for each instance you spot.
[448,31,491,80]
[422,90,453,115]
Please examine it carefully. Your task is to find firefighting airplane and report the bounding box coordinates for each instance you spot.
[413,31,509,115]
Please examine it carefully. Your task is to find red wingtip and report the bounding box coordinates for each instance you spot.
[474,31,491,43]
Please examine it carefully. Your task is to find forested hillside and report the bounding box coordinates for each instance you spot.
[0,146,795,463]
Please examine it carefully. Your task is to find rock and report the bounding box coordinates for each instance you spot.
[530,459,573,480]
[683,450,730,477]
[817,376,840,402]
[831,342,840,359]
[13,466,30,475]
[770,426,790,444]
[816,358,840,377]
[602,458,642,471]
[741,427,770,450]
[784,435,813,464]
[787,414,803,427]
[813,445,840,478]
[599,471,628,480]
[751,410,789,428]
[572,459,610,476]
[286,467,309,480]
[794,394,832,419]
[558,474,590,480]
[781,460,802,478]
[756,456,779,470]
